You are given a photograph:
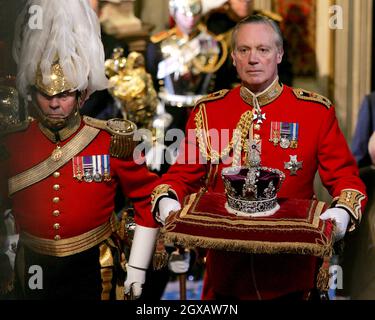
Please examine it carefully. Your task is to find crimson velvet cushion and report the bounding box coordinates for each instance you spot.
[163,192,334,258]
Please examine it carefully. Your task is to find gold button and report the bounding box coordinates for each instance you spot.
[54,235,61,241]
[52,197,60,204]
[53,223,60,230]
[53,184,60,191]
[52,210,60,217]
[53,172,60,178]
[254,124,261,131]
[254,134,261,140]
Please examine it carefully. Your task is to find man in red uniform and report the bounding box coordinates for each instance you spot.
[152,15,367,299]
[0,0,159,299]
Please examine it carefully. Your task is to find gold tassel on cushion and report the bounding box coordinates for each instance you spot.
[152,234,169,270]
[316,255,331,292]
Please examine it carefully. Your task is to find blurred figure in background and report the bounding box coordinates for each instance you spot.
[146,0,228,174]
[351,91,375,168]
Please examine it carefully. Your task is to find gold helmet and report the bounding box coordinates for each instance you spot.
[169,0,202,17]
[34,58,74,97]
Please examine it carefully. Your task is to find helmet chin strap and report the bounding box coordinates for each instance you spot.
[31,98,80,132]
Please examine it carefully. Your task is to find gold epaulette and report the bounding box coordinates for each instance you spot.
[83,116,137,159]
[292,88,332,109]
[0,119,31,138]
[255,9,283,23]
[150,27,177,44]
[194,89,230,109]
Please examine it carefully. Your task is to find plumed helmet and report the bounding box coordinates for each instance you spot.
[13,0,108,98]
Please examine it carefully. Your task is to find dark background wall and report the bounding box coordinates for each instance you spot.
[0,0,25,77]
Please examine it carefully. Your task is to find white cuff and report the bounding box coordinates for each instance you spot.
[128,225,159,270]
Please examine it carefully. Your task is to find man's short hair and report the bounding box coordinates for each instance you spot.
[231,14,284,51]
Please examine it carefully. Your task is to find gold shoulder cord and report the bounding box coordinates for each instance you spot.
[194,104,253,165]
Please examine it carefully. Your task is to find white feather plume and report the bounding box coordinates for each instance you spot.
[13,0,108,98]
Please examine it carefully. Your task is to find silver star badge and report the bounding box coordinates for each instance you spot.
[284,155,303,175]
[253,111,266,124]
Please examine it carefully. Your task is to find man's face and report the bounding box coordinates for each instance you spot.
[229,0,253,19]
[35,90,78,120]
[174,10,201,35]
[231,23,283,93]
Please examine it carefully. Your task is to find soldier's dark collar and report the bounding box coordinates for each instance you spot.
[240,78,283,107]
[39,112,81,143]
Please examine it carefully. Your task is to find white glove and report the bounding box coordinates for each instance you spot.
[158,198,181,225]
[168,249,191,274]
[320,208,350,242]
[124,265,145,299]
[124,225,159,299]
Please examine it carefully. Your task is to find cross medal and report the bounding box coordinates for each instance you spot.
[284,155,303,175]
[253,110,266,124]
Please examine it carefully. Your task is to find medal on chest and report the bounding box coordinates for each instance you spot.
[284,155,303,175]
[269,122,299,149]
[72,155,111,182]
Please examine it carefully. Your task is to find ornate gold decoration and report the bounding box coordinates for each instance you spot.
[83,116,137,159]
[334,189,366,231]
[240,81,283,107]
[35,59,74,96]
[0,84,23,133]
[292,88,332,109]
[106,49,158,131]
[151,184,179,214]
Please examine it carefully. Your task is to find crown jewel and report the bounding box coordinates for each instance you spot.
[222,166,285,217]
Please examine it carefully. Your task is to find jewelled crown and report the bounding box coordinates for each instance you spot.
[222,166,285,217]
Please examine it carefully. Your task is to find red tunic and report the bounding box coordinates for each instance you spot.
[159,84,366,299]
[0,119,159,240]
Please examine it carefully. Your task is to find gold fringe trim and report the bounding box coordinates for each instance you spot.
[110,134,137,159]
[161,231,333,258]
[152,233,169,270]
